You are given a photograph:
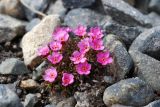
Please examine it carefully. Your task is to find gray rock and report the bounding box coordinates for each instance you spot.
[62,0,95,9]
[103,77,155,106]
[144,100,160,107]
[45,104,56,107]
[111,104,133,107]
[129,26,160,93]
[47,0,67,19]
[103,76,114,84]
[148,12,160,27]
[0,58,29,75]
[101,0,152,27]
[5,83,17,92]
[0,84,23,107]
[74,86,105,107]
[20,79,39,90]
[24,94,38,107]
[104,34,133,81]
[0,0,25,19]
[50,94,66,106]
[56,97,76,107]
[0,14,26,43]
[21,15,60,67]
[25,18,41,32]
[21,0,50,20]
[64,8,105,28]
[32,61,48,80]
[149,0,160,14]
[102,20,143,46]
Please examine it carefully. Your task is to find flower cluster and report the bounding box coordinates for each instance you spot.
[37,25,113,87]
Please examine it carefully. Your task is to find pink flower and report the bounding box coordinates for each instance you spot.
[49,41,62,51]
[64,27,72,32]
[62,73,74,86]
[77,38,90,53]
[90,39,104,50]
[70,51,87,64]
[43,67,57,82]
[37,45,50,56]
[52,27,69,42]
[88,27,104,40]
[76,61,91,75]
[97,51,113,65]
[74,25,87,36]
[47,52,63,64]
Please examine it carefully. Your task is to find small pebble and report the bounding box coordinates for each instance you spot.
[12,44,18,50]
[36,93,41,98]
[103,76,114,84]
[20,79,39,89]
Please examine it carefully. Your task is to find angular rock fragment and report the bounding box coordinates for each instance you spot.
[101,0,152,27]
[0,58,29,75]
[0,14,26,43]
[21,15,60,67]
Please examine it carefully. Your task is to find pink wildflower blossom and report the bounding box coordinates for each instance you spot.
[49,41,62,51]
[76,61,91,75]
[62,73,74,86]
[90,39,104,50]
[74,25,87,36]
[43,67,57,82]
[52,27,69,42]
[37,45,50,56]
[70,51,86,64]
[97,51,113,65]
[77,38,90,53]
[47,52,63,64]
[64,27,72,32]
[88,27,104,40]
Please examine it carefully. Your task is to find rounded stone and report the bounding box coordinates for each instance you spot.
[0,58,29,75]
[0,85,23,107]
[103,77,155,106]
[129,26,160,93]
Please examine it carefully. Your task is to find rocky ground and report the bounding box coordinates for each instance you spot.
[0,0,160,107]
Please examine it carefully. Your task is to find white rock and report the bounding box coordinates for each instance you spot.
[21,15,60,67]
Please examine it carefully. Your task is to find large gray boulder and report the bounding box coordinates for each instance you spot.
[103,20,143,46]
[129,26,160,93]
[64,8,106,28]
[103,77,155,106]
[101,0,152,27]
